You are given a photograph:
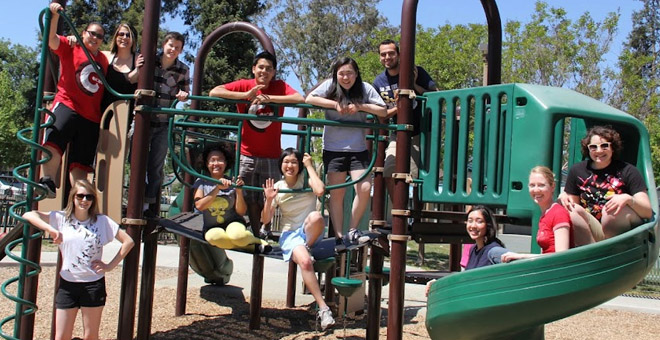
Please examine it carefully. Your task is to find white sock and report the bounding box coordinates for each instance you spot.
[143,203,149,211]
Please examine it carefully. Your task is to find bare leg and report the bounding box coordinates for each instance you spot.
[41,145,62,181]
[55,308,78,340]
[304,211,325,246]
[385,177,394,207]
[291,245,328,309]
[69,167,88,186]
[80,305,104,340]
[570,205,600,246]
[600,205,643,239]
[327,172,347,238]
[348,169,371,230]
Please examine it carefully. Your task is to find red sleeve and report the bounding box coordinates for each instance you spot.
[551,204,571,232]
[53,35,72,57]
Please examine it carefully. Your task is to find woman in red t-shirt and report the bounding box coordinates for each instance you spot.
[501,166,574,262]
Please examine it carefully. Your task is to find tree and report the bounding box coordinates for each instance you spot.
[610,0,660,183]
[609,0,659,121]
[267,0,386,93]
[0,70,30,169]
[502,1,619,100]
[0,39,38,170]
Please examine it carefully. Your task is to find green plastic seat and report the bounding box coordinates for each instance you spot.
[313,257,335,272]
[365,266,390,286]
[331,277,363,297]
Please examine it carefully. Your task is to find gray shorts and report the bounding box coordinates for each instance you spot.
[384,134,420,178]
[239,155,280,203]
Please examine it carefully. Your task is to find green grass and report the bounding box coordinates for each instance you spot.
[405,242,450,271]
[626,282,660,299]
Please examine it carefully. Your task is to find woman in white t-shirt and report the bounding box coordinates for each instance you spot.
[262,148,335,330]
[305,57,386,248]
[22,179,134,340]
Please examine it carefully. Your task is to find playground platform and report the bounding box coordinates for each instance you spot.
[3,242,659,317]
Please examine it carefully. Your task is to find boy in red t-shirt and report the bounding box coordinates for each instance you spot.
[209,51,304,235]
[40,3,109,197]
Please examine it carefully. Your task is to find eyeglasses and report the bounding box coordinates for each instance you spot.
[75,193,95,201]
[86,30,104,40]
[588,142,611,151]
[117,32,131,38]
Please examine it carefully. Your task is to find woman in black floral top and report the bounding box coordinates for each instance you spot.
[560,126,652,245]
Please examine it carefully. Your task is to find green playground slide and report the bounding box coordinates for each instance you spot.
[425,218,659,340]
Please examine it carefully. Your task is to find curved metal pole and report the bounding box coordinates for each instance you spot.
[174,21,275,319]
[480,0,502,85]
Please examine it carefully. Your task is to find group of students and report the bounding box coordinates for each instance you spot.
[28,3,654,338]
[39,3,190,221]
[428,125,653,294]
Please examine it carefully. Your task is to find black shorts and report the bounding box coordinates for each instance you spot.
[322,150,370,173]
[55,277,107,309]
[44,103,100,173]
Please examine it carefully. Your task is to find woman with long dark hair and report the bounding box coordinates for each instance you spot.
[305,57,386,248]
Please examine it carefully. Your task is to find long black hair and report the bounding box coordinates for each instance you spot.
[467,205,505,247]
[326,57,364,106]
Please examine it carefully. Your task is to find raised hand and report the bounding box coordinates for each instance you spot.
[263,178,279,200]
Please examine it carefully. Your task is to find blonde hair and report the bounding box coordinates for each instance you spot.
[529,166,556,187]
[64,179,100,223]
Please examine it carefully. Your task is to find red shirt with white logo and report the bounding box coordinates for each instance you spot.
[52,35,108,123]
[223,78,298,159]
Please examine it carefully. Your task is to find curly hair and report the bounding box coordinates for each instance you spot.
[202,142,235,172]
[580,125,623,159]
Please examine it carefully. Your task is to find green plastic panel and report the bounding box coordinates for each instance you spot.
[424,83,658,339]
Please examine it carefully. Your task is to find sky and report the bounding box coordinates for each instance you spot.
[0,0,643,148]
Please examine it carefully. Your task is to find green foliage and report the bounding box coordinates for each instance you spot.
[502,1,618,100]
[267,0,388,93]
[610,0,659,121]
[608,0,659,183]
[0,39,38,170]
[0,70,30,169]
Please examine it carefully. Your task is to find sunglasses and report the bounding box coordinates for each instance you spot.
[75,193,95,201]
[86,30,104,40]
[117,32,131,38]
[588,142,611,151]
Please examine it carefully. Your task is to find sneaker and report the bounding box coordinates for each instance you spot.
[317,307,335,331]
[257,244,273,254]
[38,177,56,199]
[347,228,371,245]
[258,227,273,240]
